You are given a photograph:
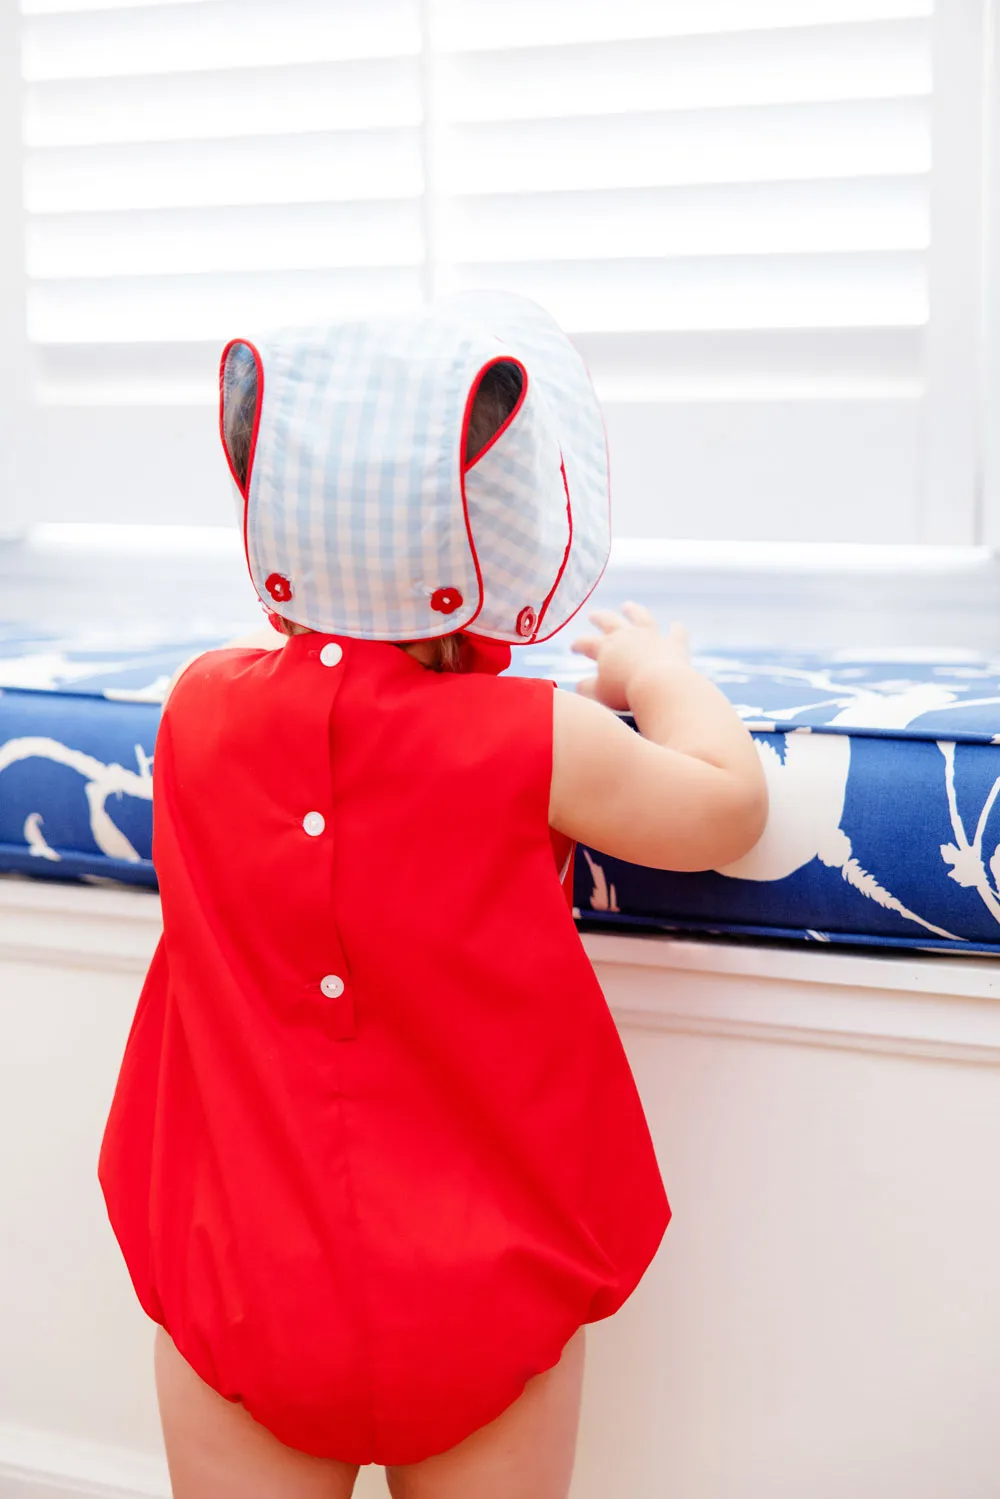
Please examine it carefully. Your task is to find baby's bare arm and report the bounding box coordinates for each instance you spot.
[549,605,768,872]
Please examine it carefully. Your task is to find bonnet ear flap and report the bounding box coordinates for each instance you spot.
[219,339,263,498]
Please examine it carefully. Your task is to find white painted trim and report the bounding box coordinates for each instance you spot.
[922,0,988,543]
[0,0,33,536]
[588,933,1000,1065]
[582,929,1000,1002]
[0,1423,168,1499]
[0,880,160,974]
[608,538,994,573]
[981,0,1000,544]
[4,877,1000,1062]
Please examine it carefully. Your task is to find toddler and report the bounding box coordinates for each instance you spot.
[99,292,767,1499]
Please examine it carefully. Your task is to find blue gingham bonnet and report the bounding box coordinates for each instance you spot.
[219,292,610,645]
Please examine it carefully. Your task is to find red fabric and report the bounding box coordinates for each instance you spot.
[99,635,669,1465]
[458,633,512,676]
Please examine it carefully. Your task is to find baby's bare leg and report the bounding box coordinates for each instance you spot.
[154,1328,360,1499]
[385,1328,586,1499]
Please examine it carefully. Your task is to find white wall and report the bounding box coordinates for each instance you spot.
[2,884,1000,1499]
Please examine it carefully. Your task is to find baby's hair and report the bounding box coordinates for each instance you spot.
[465,360,523,464]
[222,342,259,495]
[223,348,524,671]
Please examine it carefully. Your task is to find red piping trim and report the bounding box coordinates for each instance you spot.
[463,356,528,472]
[532,548,609,645]
[455,358,521,632]
[532,356,612,645]
[218,337,264,574]
[531,454,574,643]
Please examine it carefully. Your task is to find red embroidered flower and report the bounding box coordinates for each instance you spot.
[516,606,536,639]
[265,573,293,604]
[430,586,463,615]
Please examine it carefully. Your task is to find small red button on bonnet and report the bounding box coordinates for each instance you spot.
[430,587,463,615]
[266,574,293,604]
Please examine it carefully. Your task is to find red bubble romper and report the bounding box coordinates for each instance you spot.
[99,630,669,1465]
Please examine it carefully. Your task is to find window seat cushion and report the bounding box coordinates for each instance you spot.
[4,626,1000,954]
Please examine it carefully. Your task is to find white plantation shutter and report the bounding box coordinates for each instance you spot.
[22,0,426,381]
[0,0,990,541]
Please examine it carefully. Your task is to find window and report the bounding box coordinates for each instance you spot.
[0,0,993,544]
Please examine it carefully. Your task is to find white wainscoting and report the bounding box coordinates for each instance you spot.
[2,877,1000,1499]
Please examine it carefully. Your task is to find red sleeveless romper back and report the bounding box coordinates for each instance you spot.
[99,633,670,1465]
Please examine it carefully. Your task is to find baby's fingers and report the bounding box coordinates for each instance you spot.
[588,608,627,635]
[621,601,657,629]
[570,634,602,660]
[575,676,599,698]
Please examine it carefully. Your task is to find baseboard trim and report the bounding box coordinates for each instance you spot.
[0,1425,168,1499]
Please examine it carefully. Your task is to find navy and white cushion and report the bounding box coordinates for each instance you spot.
[6,631,1000,954]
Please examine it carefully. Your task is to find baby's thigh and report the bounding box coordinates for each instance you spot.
[154,1328,360,1499]
[385,1328,586,1499]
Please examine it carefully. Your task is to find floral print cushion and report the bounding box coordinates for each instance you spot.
[521,645,1000,953]
[5,628,1000,954]
[0,628,220,885]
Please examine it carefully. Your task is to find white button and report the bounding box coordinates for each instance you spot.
[303,811,326,837]
[320,974,345,999]
[320,642,343,668]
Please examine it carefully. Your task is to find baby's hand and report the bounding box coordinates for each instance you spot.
[554,604,766,870]
[571,603,689,711]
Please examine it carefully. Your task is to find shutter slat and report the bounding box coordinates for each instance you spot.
[439,100,930,195]
[439,23,931,122]
[26,57,422,147]
[23,0,931,22]
[28,267,425,343]
[572,327,922,394]
[444,178,928,262]
[26,129,423,213]
[23,1,210,14]
[27,201,424,278]
[434,0,932,51]
[445,252,927,332]
[22,0,419,81]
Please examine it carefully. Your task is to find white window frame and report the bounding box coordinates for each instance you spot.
[0,0,32,538]
[922,0,987,543]
[980,0,1000,544]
